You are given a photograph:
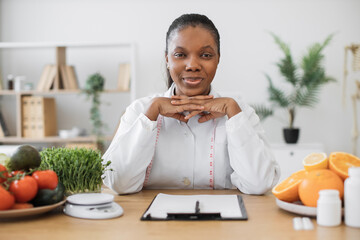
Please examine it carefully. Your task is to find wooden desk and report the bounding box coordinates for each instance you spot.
[1,189,359,240]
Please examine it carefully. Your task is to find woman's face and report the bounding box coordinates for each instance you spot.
[166,26,220,96]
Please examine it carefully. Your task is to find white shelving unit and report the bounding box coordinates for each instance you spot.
[0,41,137,145]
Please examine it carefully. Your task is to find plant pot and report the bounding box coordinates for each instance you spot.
[283,128,300,144]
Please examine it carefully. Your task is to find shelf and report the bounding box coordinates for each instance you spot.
[0,89,130,96]
[0,42,134,49]
[0,41,136,148]
[0,135,113,143]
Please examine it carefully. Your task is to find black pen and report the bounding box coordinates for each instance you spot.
[195,200,200,214]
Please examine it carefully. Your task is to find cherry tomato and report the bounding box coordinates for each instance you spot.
[9,176,38,203]
[0,185,15,210]
[0,164,10,183]
[32,170,58,190]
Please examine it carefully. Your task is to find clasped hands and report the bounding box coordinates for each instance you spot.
[146,95,241,123]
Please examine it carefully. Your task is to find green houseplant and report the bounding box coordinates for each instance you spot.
[254,33,336,143]
[83,73,106,150]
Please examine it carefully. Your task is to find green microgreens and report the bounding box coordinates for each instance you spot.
[39,147,111,195]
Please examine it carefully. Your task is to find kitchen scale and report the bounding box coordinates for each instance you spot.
[64,193,123,219]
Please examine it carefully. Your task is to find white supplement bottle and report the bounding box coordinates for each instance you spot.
[317,189,341,227]
[345,167,360,228]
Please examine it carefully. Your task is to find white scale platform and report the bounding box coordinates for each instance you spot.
[64,193,123,220]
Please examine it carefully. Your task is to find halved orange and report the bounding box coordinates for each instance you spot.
[303,152,328,171]
[329,152,360,180]
[272,169,308,202]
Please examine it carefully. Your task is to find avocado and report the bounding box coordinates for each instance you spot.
[31,182,65,207]
[6,145,41,171]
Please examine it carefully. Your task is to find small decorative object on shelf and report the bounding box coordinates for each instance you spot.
[7,74,14,90]
[14,76,26,92]
[253,33,336,144]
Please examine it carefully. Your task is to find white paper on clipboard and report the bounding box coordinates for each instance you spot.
[142,194,246,220]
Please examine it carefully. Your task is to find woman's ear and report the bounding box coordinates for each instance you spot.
[165,53,169,69]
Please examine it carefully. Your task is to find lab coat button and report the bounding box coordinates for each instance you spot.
[183,177,191,186]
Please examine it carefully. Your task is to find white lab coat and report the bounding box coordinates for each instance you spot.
[102,84,280,194]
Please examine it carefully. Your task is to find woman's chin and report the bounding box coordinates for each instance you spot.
[179,88,210,96]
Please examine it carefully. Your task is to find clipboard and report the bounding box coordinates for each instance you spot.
[140,194,248,221]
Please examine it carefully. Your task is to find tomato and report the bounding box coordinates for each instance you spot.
[9,176,38,203]
[0,164,10,183]
[0,185,15,210]
[32,170,58,190]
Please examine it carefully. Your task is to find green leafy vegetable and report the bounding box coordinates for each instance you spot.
[39,147,111,195]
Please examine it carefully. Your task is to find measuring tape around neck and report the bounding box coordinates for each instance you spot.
[143,116,217,189]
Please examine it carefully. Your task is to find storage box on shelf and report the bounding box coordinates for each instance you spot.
[21,96,57,138]
[0,42,136,146]
[271,143,325,182]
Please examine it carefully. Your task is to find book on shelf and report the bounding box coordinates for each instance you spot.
[37,65,57,91]
[37,64,78,91]
[44,65,58,91]
[37,64,51,91]
[0,111,10,137]
[59,65,70,90]
[65,65,79,90]
[117,63,131,91]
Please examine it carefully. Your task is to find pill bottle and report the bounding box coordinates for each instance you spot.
[345,167,360,228]
[317,189,341,227]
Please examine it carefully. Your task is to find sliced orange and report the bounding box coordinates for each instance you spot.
[272,169,308,202]
[303,152,328,171]
[329,152,360,180]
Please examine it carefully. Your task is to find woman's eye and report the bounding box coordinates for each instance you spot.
[174,53,185,58]
[201,53,213,58]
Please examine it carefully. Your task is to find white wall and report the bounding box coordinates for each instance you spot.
[1,0,359,153]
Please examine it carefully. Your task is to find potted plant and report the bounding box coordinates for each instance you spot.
[254,33,336,144]
[83,73,106,151]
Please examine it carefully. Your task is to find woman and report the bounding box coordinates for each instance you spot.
[102,13,280,194]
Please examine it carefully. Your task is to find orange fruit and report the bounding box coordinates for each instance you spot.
[298,169,344,207]
[329,152,360,180]
[272,169,308,202]
[303,152,328,171]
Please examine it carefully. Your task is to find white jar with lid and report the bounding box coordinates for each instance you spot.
[317,189,342,227]
[345,167,360,228]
